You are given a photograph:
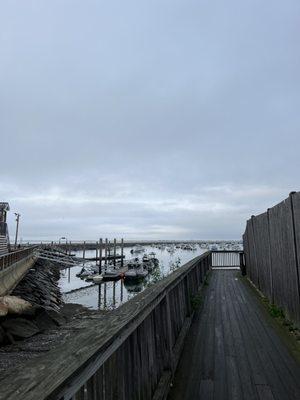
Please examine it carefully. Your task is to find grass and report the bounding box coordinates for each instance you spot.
[204,273,210,286]
[241,275,300,361]
[268,303,285,319]
[190,271,211,311]
[190,292,203,311]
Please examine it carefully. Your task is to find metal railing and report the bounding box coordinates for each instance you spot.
[211,250,244,269]
[0,246,37,271]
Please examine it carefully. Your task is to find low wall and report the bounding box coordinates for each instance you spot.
[0,255,37,296]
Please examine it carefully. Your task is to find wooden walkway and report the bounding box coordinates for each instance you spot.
[168,270,300,400]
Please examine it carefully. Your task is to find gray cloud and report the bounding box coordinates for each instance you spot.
[1,1,299,240]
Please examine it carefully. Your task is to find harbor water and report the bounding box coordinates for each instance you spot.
[59,245,207,310]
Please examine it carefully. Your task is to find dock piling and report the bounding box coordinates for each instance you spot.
[99,238,103,274]
[104,239,108,271]
[113,238,116,267]
[82,241,86,266]
[121,238,124,267]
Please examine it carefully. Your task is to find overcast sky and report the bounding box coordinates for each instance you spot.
[1,1,300,241]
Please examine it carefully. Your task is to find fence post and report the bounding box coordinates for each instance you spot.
[289,192,300,323]
[251,215,260,289]
[267,208,274,304]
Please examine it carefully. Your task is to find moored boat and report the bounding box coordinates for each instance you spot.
[92,274,103,283]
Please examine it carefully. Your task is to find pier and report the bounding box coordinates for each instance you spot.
[0,194,299,399]
[169,269,300,400]
[0,248,299,399]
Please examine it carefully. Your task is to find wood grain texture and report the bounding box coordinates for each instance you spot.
[243,193,300,327]
[0,253,211,400]
[168,270,300,400]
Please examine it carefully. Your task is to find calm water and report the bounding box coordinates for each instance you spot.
[59,245,206,310]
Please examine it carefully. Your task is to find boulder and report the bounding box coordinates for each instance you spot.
[2,318,40,338]
[0,304,8,317]
[0,296,32,314]
[46,310,66,326]
[35,311,58,331]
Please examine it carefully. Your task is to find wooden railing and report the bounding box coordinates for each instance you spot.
[0,252,212,400]
[0,250,243,400]
[0,246,37,271]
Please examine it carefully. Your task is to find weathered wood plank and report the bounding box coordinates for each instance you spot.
[0,252,210,400]
[243,192,300,327]
[269,198,300,325]
[168,270,300,400]
[252,211,273,301]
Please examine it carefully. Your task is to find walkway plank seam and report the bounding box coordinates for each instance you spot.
[168,270,300,400]
[229,273,285,400]
[231,275,299,400]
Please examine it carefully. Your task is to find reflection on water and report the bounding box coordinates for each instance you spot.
[60,245,206,310]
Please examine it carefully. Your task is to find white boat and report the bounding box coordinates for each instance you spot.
[76,265,98,278]
[130,245,145,254]
[136,267,148,279]
[92,274,103,283]
[167,246,175,253]
[125,265,148,281]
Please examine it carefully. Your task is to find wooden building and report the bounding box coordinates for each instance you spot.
[0,202,10,255]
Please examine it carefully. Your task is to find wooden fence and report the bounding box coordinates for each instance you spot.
[243,192,300,327]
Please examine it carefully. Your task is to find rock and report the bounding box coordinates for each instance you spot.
[35,311,58,331]
[2,318,40,338]
[0,326,5,344]
[12,259,62,312]
[21,305,44,318]
[46,310,66,326]
[0,304,8,317]
[0,296,32,315]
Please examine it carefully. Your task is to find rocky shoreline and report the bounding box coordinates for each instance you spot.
[0,259,62,346]
[0,258,107,373]
[12,258,62,311]
[0,302,105,373]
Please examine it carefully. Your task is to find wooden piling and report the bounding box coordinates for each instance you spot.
[120,279,124,302]
[96,241,98,262]
[113,238,116,266]
[103,282,107,308]
[99,238,103,274]
[113,281,116,306]
[105,239,108,271]
[121,238,124,267]
[98,283,102,309]
[83,241,86,262]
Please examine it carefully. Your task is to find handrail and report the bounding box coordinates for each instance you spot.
[0,246,37,272]
[0,250,244,400]
[0,252,211,400]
